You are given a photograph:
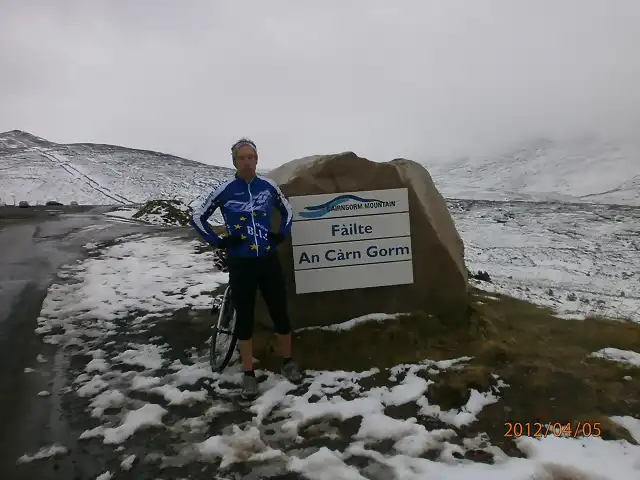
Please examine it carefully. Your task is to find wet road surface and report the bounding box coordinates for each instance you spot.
[0,208,154,478]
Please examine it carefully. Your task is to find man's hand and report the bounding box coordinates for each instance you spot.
[218,235,243,249]
[267,232,286,246]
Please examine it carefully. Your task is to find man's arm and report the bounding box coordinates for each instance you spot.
[190,180,231,246]
[264,177,293,236]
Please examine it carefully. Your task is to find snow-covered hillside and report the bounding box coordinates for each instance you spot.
[3,130,638,207]
[428,136,640,206]
[0,130,233,206]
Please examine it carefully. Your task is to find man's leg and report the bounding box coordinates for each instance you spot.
[257,254,301,382]
[228,258,258,373]
[275,329,292,359]
[238,340,254,372]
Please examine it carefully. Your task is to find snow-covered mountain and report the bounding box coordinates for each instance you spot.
[2,130,638,207]
[0,130,233,206]
[428,136,640,206]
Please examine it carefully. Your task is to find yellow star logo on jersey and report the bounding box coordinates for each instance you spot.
[252,211,258,216]
[240,234,247,240]
[262,212,267,217]
[234,224,242,229]
[266,245,271,251]
[250,243,258,250]
[240,216,246,221]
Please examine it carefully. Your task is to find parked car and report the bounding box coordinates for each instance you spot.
[45,201,63,206]
[18,200,30,208]
[70,201,79,206]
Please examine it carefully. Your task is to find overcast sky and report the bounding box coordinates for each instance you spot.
[1,0,639,168]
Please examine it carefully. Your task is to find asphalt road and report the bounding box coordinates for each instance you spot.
[0,207,153,478]
[0,204,107,219]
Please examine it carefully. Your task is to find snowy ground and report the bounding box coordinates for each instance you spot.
[104,208,139,223]
[454,200,640,322]
[18,200,640,479]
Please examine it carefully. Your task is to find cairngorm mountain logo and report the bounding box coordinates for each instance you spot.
[298,194,398,219]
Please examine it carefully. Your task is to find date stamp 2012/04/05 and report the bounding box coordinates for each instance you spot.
[505,422,601,438]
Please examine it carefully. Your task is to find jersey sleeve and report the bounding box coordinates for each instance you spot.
[190,180,230,246]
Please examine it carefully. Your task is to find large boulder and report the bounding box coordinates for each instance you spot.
[255,152,469,329]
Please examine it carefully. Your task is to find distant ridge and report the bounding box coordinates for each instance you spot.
[0,130,234,205]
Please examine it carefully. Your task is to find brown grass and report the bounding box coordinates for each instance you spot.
[250,287,640,446]
[155,281,640,450]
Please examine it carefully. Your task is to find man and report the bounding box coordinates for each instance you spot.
[190,138,302,398]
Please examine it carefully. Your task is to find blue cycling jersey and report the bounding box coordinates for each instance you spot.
[190,174,293,258]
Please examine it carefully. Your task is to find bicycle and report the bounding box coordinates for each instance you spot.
[209,249,238,372]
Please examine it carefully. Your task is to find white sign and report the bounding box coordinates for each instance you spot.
[291,213,411,246]
[288,188,414,294]
[293,236,412,270]
[287,188,409,220]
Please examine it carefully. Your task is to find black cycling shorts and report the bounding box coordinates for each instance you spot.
[227,252,291,341]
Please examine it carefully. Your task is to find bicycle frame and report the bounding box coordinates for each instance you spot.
[216,285,235,334]
[209,284,238,372]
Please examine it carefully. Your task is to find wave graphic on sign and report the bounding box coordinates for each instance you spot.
[298,194,381,219]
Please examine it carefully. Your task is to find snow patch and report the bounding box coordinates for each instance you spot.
[36,236,228,346]
[16,444,68,464]
[120,453,136,470]
[419,389,500,428]
[104,208,137,220]
[80,403,167,444]
[298,312,406,332]
[77,375,109,398]
[89,390,126,418]
[589,348,640,367]
[113,344,166,371]
[149,384,208,406]
[86,358,109,373]
[610,415,640,443]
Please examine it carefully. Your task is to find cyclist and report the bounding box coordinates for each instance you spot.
[190,138,302,398]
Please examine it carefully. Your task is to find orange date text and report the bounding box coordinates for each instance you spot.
[504,422,601,438]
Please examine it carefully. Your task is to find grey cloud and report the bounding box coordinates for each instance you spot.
[1,0,639,167]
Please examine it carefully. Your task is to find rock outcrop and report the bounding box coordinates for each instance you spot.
[255,152,469,329]
[133,199,192,226]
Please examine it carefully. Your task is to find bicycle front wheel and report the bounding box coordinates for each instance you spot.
[209,286,238,372]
